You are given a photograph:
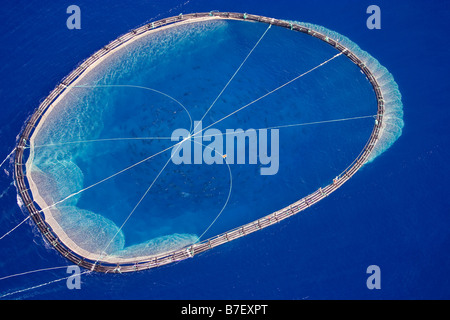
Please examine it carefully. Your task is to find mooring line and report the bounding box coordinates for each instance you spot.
[0,216,30,241]
[0,270,90,299]
[0,147,16,170]
[0,265,69,282]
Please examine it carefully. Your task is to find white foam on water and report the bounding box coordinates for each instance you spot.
[292,21,404,163]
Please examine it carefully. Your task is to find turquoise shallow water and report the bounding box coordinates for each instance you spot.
[28,19,376,259]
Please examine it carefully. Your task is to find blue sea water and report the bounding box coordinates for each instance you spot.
[0,0,449,300]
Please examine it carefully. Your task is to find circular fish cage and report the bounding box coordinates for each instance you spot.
[14,12,403,273]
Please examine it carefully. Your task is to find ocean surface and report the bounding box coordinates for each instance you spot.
[0,0,449,299]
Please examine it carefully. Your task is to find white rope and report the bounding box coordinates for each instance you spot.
[37,141,180,214]
[200,114,377,139]
[33,136,173,149]
[0,216,30,241]
[193,23,272,134]
[262,114,376,129]
[0,147,16,170]
[27,83,193,217]
[0,270,90,299]
[71,84,193,133]
[197,52,344,135]
[32,115,375,151]
[94,143,183,263]
[0,265,69,281]
[190,139,233,243]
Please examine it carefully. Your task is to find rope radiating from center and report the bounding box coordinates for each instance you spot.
[196,51,344,136]
[200,114,377,140]
[93,143,183,263]
[192,23,272,134]
[36,142,179,214]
